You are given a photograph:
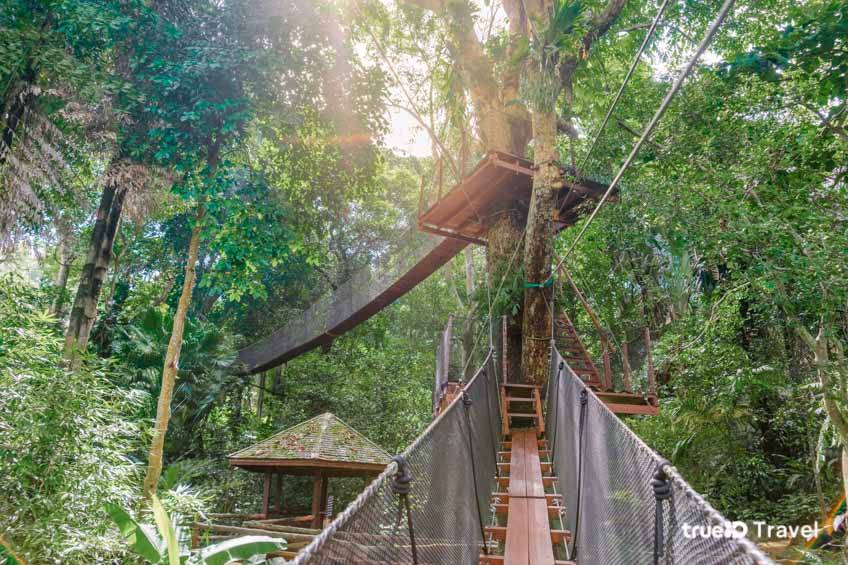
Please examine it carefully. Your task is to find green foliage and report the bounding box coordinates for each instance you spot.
[108,495,284,564]
[0,275,140,563]
[110,306,239,456]
[107,502,165,563]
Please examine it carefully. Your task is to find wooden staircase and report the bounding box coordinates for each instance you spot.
[555,311,658,416]
[554,311,603,388]
[498,383,546,437]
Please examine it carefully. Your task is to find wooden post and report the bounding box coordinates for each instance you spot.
[262,471,272,519]
[501,315,508,384]
[320,476,329,523]
[500,384,510,437]
[324,495,334,528]
[644,327,656,398]
[310,471,323,529]
[621,341,632,392]
[417,174,426,218]
[444,315,454,379]
[274,473,283,515]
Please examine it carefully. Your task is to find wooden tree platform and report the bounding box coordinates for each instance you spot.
[419,151,611,245]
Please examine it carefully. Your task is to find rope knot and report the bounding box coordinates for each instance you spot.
[579,389,588,405]
[391,455,412,496]
[651,460,672,501]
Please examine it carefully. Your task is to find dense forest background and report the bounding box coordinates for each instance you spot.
[1,0,846,562]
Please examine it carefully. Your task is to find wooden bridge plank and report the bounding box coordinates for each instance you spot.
[528,498,556,565]
[503,498,529,565]
[508,430,528,498]
[524,431,545,499]
[502,429,556,564]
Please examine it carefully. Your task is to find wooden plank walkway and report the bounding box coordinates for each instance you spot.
[503,429,555,565]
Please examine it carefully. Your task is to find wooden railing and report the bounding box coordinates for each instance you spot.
[556,265,657,400]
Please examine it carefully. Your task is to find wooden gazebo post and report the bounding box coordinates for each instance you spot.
[310,469,330,529]
[262,471,272,518]
[274,473,283,515]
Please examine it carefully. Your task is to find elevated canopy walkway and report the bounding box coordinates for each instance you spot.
[237,151,611,374]
[237,233,466,374]
[418,151,611,245]
[286,347,771,564]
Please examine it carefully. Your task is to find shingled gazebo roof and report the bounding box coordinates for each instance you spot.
[228,412,391,477]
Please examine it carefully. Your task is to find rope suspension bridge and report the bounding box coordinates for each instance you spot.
[286,346,770,564]
[234,1,775,561]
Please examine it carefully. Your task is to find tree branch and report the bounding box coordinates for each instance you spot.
[582,0,627,56]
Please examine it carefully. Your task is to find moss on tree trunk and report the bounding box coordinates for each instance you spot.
[488,211,525,382]
[521,108,560,385]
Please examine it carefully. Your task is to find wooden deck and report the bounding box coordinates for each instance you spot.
[419,151,611,245]
[502,429,558,565]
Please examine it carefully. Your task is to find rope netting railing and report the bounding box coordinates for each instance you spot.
[292,351,501,564]
[238,230,466,373]
[545,344,773,565]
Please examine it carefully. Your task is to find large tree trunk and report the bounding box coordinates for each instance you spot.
[50,222,75,319]
[520,108,560,385]
[142,202,206,500]
[62,160,129,368]
[488,211,525,382]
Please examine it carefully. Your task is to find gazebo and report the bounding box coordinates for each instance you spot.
[228,412,390,528]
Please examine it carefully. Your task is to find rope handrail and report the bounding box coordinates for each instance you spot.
[292,350,497,564]
[292,341,771,564]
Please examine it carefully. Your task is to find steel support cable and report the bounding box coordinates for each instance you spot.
[576,0,675,176]
[485,250,495,350]
[553,0,737,277]
[570,389,589,559]
[461,391,491,555]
